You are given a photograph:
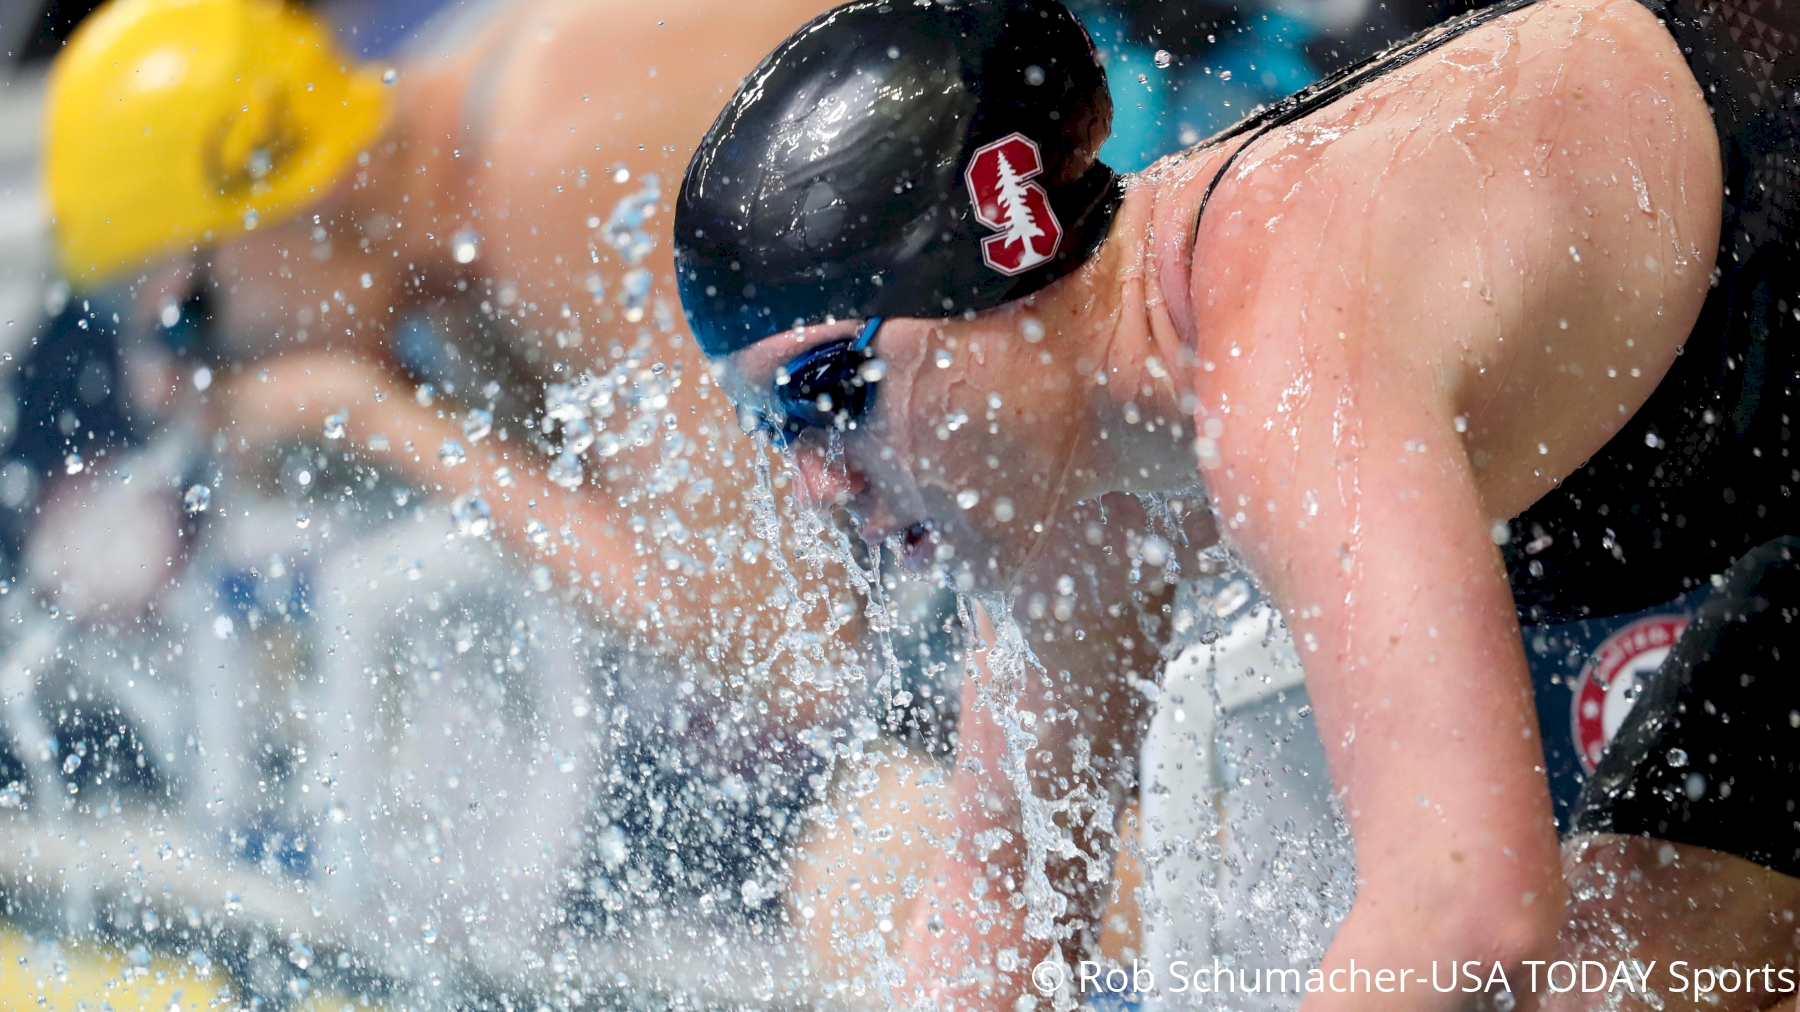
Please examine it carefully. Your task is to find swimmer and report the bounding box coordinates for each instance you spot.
[41,0,849,647]
[677,0,1800,1005]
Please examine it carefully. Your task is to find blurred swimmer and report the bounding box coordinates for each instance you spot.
[677,0,1800,1007]
[41,0,854,644]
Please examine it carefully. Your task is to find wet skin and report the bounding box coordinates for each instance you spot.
[1548,835,1800,1012]
[723,0,1725,1007]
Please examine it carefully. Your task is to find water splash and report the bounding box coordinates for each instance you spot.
[601,175,661,267]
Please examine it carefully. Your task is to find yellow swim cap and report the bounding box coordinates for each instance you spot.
[44,0,392,286]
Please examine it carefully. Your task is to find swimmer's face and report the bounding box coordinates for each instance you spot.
[720,302,1098,589]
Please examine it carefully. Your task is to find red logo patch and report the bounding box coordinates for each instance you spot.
[1570,614,1688,773]
[965,133,1062,276]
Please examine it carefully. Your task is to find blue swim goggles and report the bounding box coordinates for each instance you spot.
[756,317,883,448]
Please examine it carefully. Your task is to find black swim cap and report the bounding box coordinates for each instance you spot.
[675,0,1120,358]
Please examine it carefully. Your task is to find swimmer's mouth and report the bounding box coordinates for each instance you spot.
[872,520,937,574]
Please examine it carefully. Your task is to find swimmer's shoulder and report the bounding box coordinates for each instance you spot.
[1145,0,1716,507]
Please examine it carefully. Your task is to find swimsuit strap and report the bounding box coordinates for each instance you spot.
[1189,0,1543,253]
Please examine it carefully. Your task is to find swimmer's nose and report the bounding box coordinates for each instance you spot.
[792,443,866,506]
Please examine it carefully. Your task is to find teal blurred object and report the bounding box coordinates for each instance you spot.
[1079,7,1322,172]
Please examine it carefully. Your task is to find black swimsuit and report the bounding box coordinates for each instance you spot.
[1520,0,1800,876]
[1504,0,1800,624]
[1192,0,1800,874]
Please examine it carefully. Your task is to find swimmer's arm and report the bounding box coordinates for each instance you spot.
[215,354,858,706]
[1169,0,1716,994]
[1203,364,1561,1006]
[217,353,629,572]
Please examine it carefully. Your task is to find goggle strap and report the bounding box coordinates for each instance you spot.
[853,317,883,353]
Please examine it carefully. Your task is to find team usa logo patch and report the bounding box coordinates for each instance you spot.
[965,133,1062,276]
[1569,614,1688,773]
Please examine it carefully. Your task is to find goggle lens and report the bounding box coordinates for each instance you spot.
[760,318,882,447]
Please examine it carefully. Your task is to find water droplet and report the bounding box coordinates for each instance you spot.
[561,416,595,455]
[957,489,980,509]
[462,408,493,442]
[183,485,211,514]
[61,753,80,775]
[548,450,585,490]
[1666,747,1688,768]
[243,209,259,230]
[294,513,310,529]
[993,497,1015,523]
[1218,69,1233,81]
[451,494,491,538]
[612,166,631,184]
[1140,535,1170,568]
[420,925,437,944]
[1683,771,1707,800]
[322,411,347,440]
[1137,73,1149,85]
[1024,64,1045,86]
[438,439,467,467]
[193,366,212,390]
[415,383,435,407]
[934,348,953,369]
[525,519,551,549]
[450,228,481,265]
[859,359,888,383]
[620,266,652,321]
[1154,49,1173,68]
[381,67,400,85]
[741,879,768,906]
[1019,318,1045,343]
[63,452,83,475]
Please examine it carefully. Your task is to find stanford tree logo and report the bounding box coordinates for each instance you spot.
[965,133,1062,275]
